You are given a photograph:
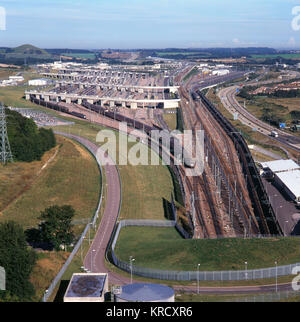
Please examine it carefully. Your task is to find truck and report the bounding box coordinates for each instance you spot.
[271,131,279,138]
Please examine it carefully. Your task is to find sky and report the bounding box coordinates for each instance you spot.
[1,0,300,49]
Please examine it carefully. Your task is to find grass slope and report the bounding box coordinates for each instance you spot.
[0,136,100,235]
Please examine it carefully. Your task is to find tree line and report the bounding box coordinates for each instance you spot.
[0,205,76,302]
[6,109,56,162]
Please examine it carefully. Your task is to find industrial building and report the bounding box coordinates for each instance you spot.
[25,62,182,109]
[114,283,175,302]
[261,159,300,204]
[63,273,108,302]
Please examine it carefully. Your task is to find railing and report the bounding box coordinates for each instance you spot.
[110,219,300,281]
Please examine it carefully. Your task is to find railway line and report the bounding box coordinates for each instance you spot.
[179,70,284,236]
[195,90,282,235]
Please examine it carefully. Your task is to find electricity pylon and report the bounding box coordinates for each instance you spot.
[0,103,13,164]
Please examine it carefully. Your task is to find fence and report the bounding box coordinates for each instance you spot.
[110,219,300,282]
[231,290,300,302]
[42,133,104,302]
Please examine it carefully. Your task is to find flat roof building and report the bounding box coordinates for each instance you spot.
[261,159,300,174]
[261,159,300,204]
[64,273,108,302]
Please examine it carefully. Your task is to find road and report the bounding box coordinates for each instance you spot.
[218,86,300,154]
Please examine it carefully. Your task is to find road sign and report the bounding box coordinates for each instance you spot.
[280,123,286,128]
[236,88,240,93]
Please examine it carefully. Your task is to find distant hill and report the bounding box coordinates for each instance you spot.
[0,44,56,65]
[6,44,53,59]
[12,44,51,56]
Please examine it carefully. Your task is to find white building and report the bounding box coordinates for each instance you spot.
[9,76,24,82]
[212,69,230,76]
[261,159,300,204]
[28,79,49,86]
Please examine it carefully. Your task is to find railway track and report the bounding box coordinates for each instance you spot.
[193,96,259,236]
[180,78,237,237]
[196,91,282,235]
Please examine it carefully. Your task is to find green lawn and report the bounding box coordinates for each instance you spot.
[62,53,96,59]
[163,113,177,131]
[115,226,300,271]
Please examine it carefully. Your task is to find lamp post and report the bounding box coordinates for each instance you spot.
[245,261,248,280]
[130,256,135,284]
[284,221,289,236]
[91,249,96,273]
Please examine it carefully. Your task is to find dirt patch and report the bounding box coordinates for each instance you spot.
[72,141,91,160]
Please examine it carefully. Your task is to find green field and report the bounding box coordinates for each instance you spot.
[0,136,101,234]
[115,226,300,271]
[163,113,177,131]
[62,53,96,59]
[156,52,211,57]
[252,54,300,59]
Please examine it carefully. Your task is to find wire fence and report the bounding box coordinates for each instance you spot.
[110,219,300,282]
[42,133,104,302]
[230,290,300,302]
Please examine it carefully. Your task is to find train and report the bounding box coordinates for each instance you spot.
[30,96,195,169]
[29,96,86,120]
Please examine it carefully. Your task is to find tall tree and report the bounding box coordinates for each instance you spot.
[39,205,75,251]
[0,222,36,300]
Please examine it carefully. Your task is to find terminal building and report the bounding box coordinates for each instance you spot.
[261,159,300,205]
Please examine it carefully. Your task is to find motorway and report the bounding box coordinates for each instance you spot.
[218,86,300,154]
